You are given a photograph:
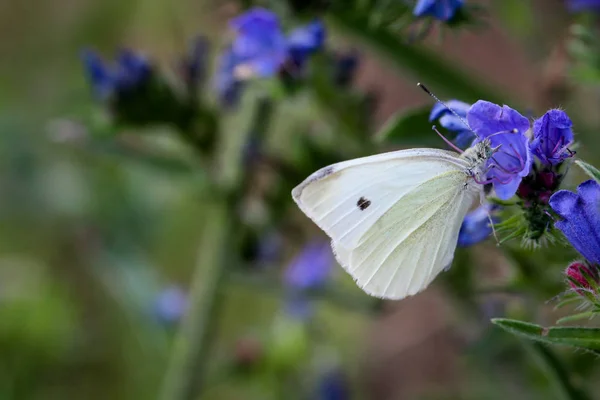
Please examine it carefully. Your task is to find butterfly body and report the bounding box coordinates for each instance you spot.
[292,140,492,300]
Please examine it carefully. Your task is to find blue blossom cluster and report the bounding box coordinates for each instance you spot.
[432,100,575,246]
[82,49,152,101]
[82,39,209,130]
[216,7,326,106]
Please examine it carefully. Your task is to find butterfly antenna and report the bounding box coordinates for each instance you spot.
[433,125,464,153]
[417,83,476,137]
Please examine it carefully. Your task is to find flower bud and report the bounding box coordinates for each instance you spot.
[565,261,600,295]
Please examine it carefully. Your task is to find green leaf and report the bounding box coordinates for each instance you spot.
[526,342,591,400]
[326,13,507,104]
[575,160,600,183]
[492,318,600,353]
[374,105,433,144]
[556,312,597,325]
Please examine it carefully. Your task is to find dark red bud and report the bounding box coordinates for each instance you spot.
[234,336,263,368]
[566,261,600,295]
[538,171,558,190]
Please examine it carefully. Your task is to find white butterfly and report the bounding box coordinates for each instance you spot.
[292,139,494,300]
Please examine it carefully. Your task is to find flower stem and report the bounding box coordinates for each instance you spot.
[159,96,274,400]
[158,195,232,400]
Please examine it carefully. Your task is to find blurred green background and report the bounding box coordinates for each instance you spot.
[2,0,600,399]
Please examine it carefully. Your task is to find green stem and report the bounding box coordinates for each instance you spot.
[159,97,275,400]
[158,197,232,400]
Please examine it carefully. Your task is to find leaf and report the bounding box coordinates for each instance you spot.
[326,12,507,105]
[575,160,600,183]
[374,105,433,144]
[492,318,600,353]
[526,342,591,400]
[556,312,597,325]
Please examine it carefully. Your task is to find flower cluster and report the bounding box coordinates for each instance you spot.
[82,39,207,129]
[431,100,575,247]
[216,7,326,106]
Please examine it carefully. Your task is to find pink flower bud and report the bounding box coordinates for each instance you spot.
[565,261,600,295]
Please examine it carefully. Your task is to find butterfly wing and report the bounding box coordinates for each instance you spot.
[292,148,480,300]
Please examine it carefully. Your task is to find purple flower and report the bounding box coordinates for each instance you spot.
[318,369,349,400]
[284,241,333,290]
[333,51,359,87]
[81,49,152,100]
[287,20,326,68]
[429,99,475,148]
[566,0,600,12]
[154,285,188,325]
[181,36,208,89]
[229,7,288,77]
[215,48,244,107]
[413,0,465,21]
[458,203,499,247]
[467,100,533,200]
[550,180,600,265]
[531,109,574,166]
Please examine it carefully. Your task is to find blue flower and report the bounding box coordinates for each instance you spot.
[182,36,208,88]
[334,51,359,87]
[413,0,465,21]
[318,369,350,400]
[287,20,326,67]
[153,285,188,325]
[429,99,475,148]
[229,7,288,78]
[531,109,574,166]
[81,49,151,100]
[549,179,600,265]
[467,100,533,200]
[284,240,333,290]
[566,0,600,12]
[458,203,499,247]
[460,204,499,246]
[215,47,244,107]
[215,8,326,106]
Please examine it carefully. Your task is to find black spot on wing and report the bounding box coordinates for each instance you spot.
[357,197,371,211]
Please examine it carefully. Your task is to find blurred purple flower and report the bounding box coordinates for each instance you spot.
[457,203,499,247]
[429,99,475,148]
[531,109,574,166]
[230,7,288,78]
[550,180,600,265]
[566,0,600,12]
[216,8,326,105]
[215,47,244,107]
[284,241,333,290]
[81,49,151,100]
[256,230,283,264]
[318,369,350,400]
[287,20,326,68]
[181,36,209,89]
[154,285,188,325]
[468,100,533,200]
[333,51,360,87]
[413,0,465,21]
